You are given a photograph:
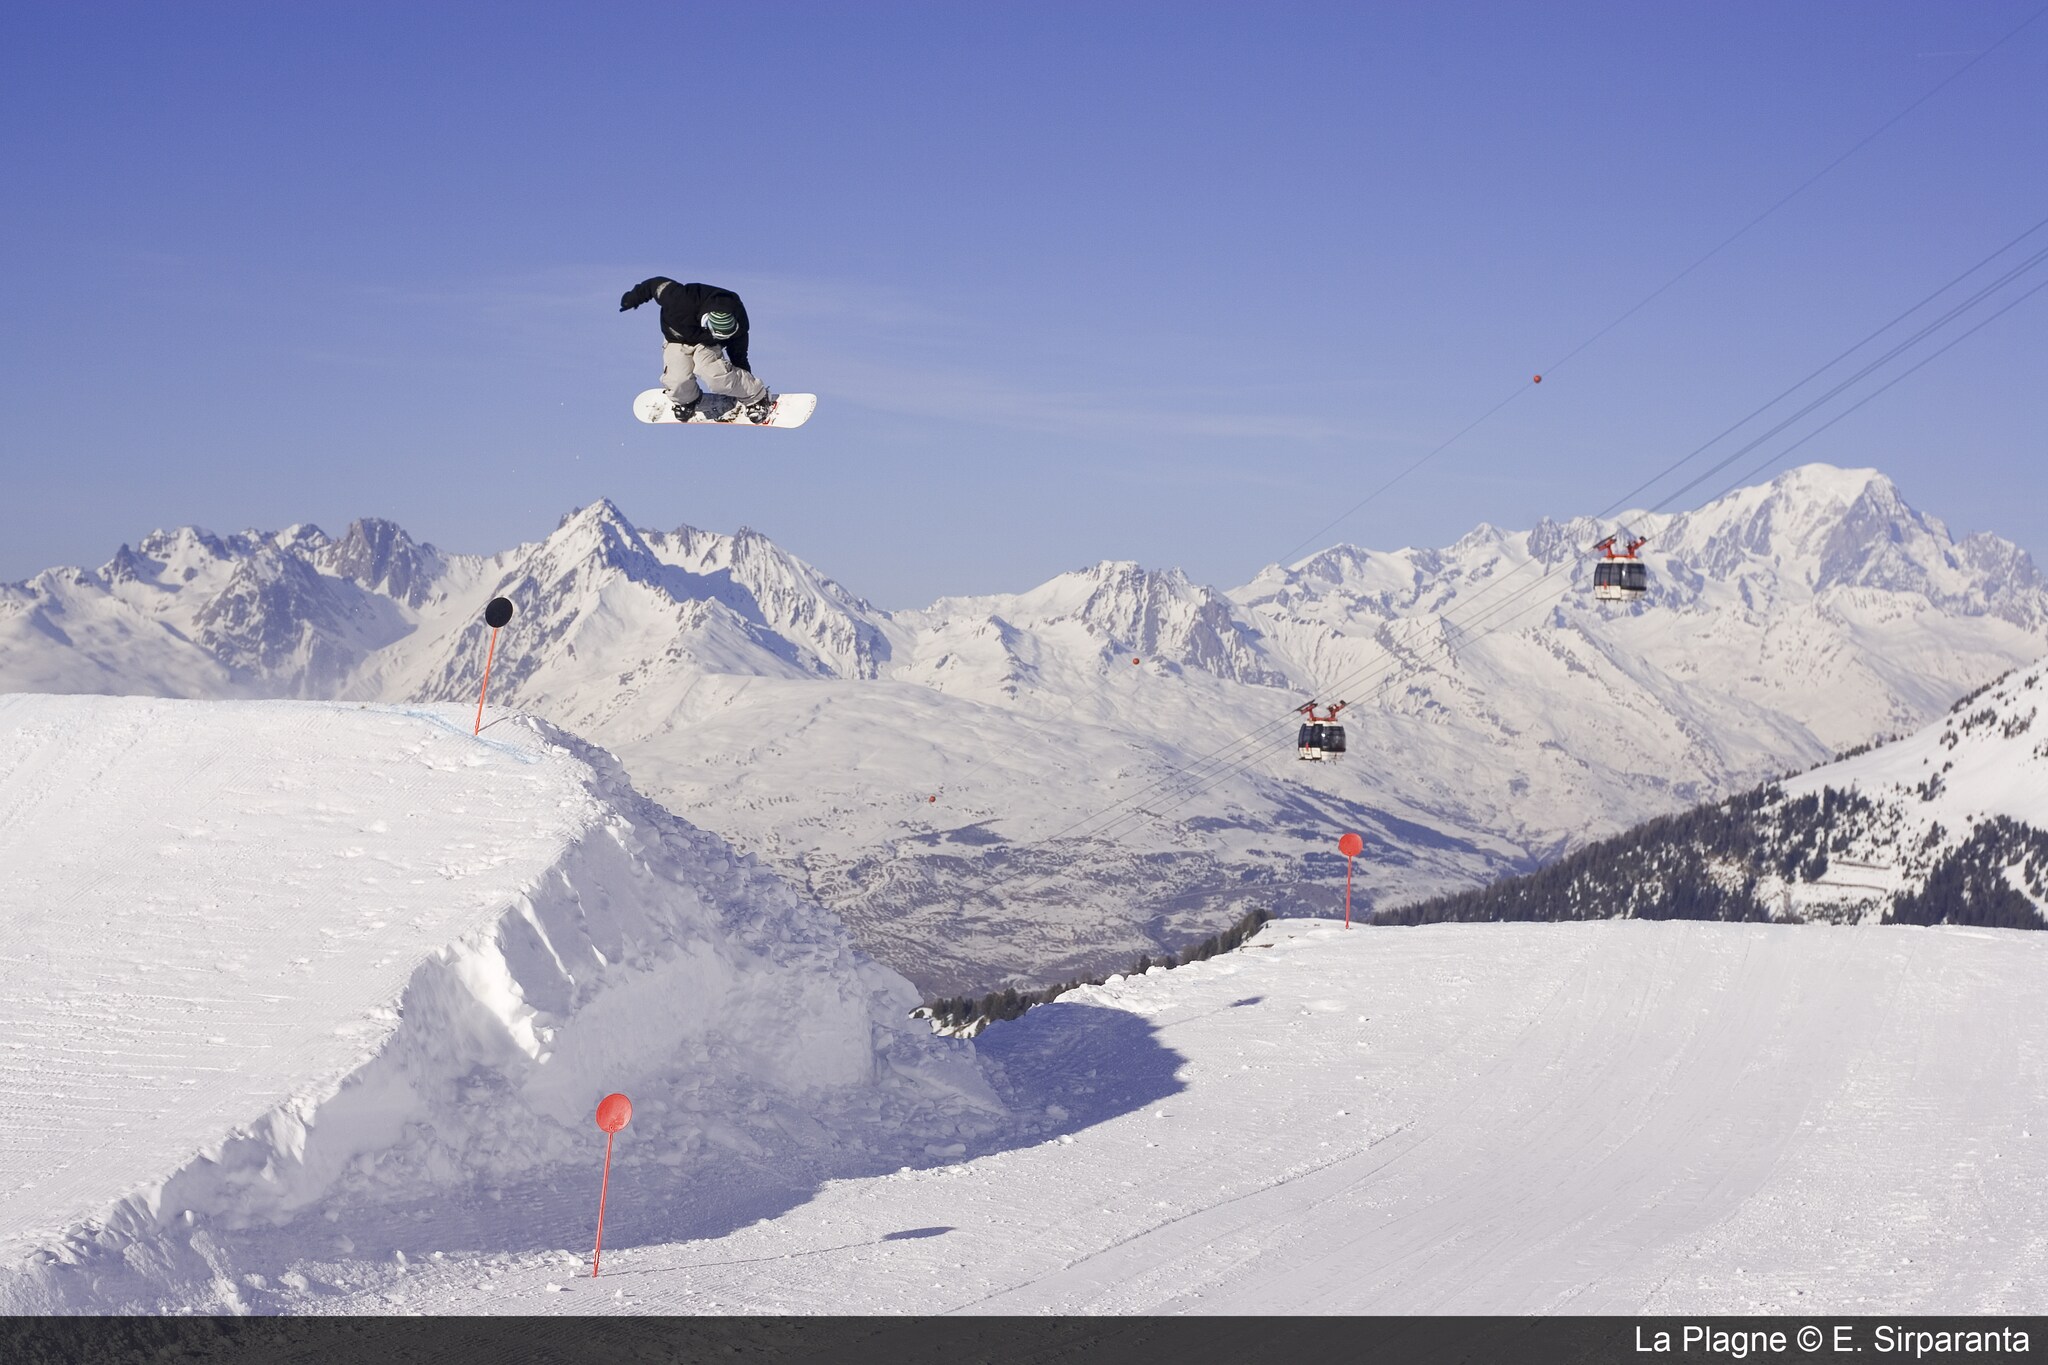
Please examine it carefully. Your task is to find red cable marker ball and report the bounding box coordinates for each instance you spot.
[589,1092,633,1276]
[1532,374,1543,384]
[1132,657,1141,665]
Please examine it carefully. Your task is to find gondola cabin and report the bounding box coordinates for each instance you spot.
[1296,700,1348,761]
[1591,534,1649,602]
[1297,722,1347,760]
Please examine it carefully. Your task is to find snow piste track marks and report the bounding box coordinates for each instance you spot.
[1111,936,1856,1313]
[0,697,591,1280]
[963,928,2002,1315]
[324,919,2048,1316]
[1644,930,2048,1312]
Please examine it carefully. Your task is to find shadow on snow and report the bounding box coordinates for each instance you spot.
[27,1004,1185,1310]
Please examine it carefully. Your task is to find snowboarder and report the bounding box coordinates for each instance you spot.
[619,277,774,423]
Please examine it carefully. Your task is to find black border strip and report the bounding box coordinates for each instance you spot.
[2,1315,2042,1365]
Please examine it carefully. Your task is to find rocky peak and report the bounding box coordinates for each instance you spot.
[1636,466,2043,621]
[99,544,156,585]
[545,499,662,580]
[1047,560,1289,685]
[723,527,891,678]
[1525,514,1617,567]
[271,524,331,557]
[190,551,336,680]
[317,518,443,608]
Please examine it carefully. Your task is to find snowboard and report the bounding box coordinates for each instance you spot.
[633,388,818,429]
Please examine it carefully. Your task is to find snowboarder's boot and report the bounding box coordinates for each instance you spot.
[739,394,777,425]
[671,396,702,422]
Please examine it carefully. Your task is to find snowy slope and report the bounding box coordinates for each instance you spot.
[3,466,2044,994]
[298,918,2048,1316]
[1783,658,2048,832]
[0,694,994,1313]
[1773,655,2048,923]
[1387,651,2048,930]
[5,699,2042,1317]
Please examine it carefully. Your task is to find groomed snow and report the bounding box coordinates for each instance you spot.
[0,694,994,1312]
[6,693,2043,1315]
[315,919,2047,1316]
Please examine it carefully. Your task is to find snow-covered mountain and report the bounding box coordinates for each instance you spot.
[1386,652,2048,930]
[5,465,2045,993]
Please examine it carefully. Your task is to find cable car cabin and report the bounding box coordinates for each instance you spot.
[1297,722,1347,761]
[1590,534,1650,602]
[1592,559,1648,600]
[1295,700,1348,761]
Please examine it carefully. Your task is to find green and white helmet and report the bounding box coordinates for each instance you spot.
[701,311,738,340]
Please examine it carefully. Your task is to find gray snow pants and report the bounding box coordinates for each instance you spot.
[662,342,766,406]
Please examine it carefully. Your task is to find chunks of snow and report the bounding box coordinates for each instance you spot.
[0,694,992,1310]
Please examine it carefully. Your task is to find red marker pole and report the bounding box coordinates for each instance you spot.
[473,633,499,735]
[1338,832,1364,928]
[473,597,514,735]
[590,1092,633,1277]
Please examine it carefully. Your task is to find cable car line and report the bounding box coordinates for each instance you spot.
[1534,1,2045,386]
[1268,7,2044,568]
[1013,214,2048,861]
[1334,239,2048,727]
[1302,220,2048,694]
[896,28,2048,935]
[1094,218,2048,820]
[909,248,2045,953]
[1600,212,2048,517]
[919,55,2048,836]
[1699,269,2048,512]
[1120,264,2048,841]
[1651,238,2048,512]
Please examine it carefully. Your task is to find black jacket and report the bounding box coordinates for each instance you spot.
[621,278,752,372]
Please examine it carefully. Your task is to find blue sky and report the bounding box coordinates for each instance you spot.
[3,2,2043,607]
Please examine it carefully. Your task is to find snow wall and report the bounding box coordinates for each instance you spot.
[0,695,997,1311]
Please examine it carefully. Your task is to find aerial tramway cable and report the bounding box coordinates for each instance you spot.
[902,19,2048,939]
[1109,246,2048,842]
[921,209,2048,854]
[920,65,2048,823]
[995,212,2048,875]
[1013,67,2048,856]
[1268,3,2046,569]
[1601,214,2048,515]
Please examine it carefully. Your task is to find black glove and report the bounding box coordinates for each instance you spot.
[619,281,656,311]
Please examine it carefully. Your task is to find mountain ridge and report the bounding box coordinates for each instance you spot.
[5,463,2045,991]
